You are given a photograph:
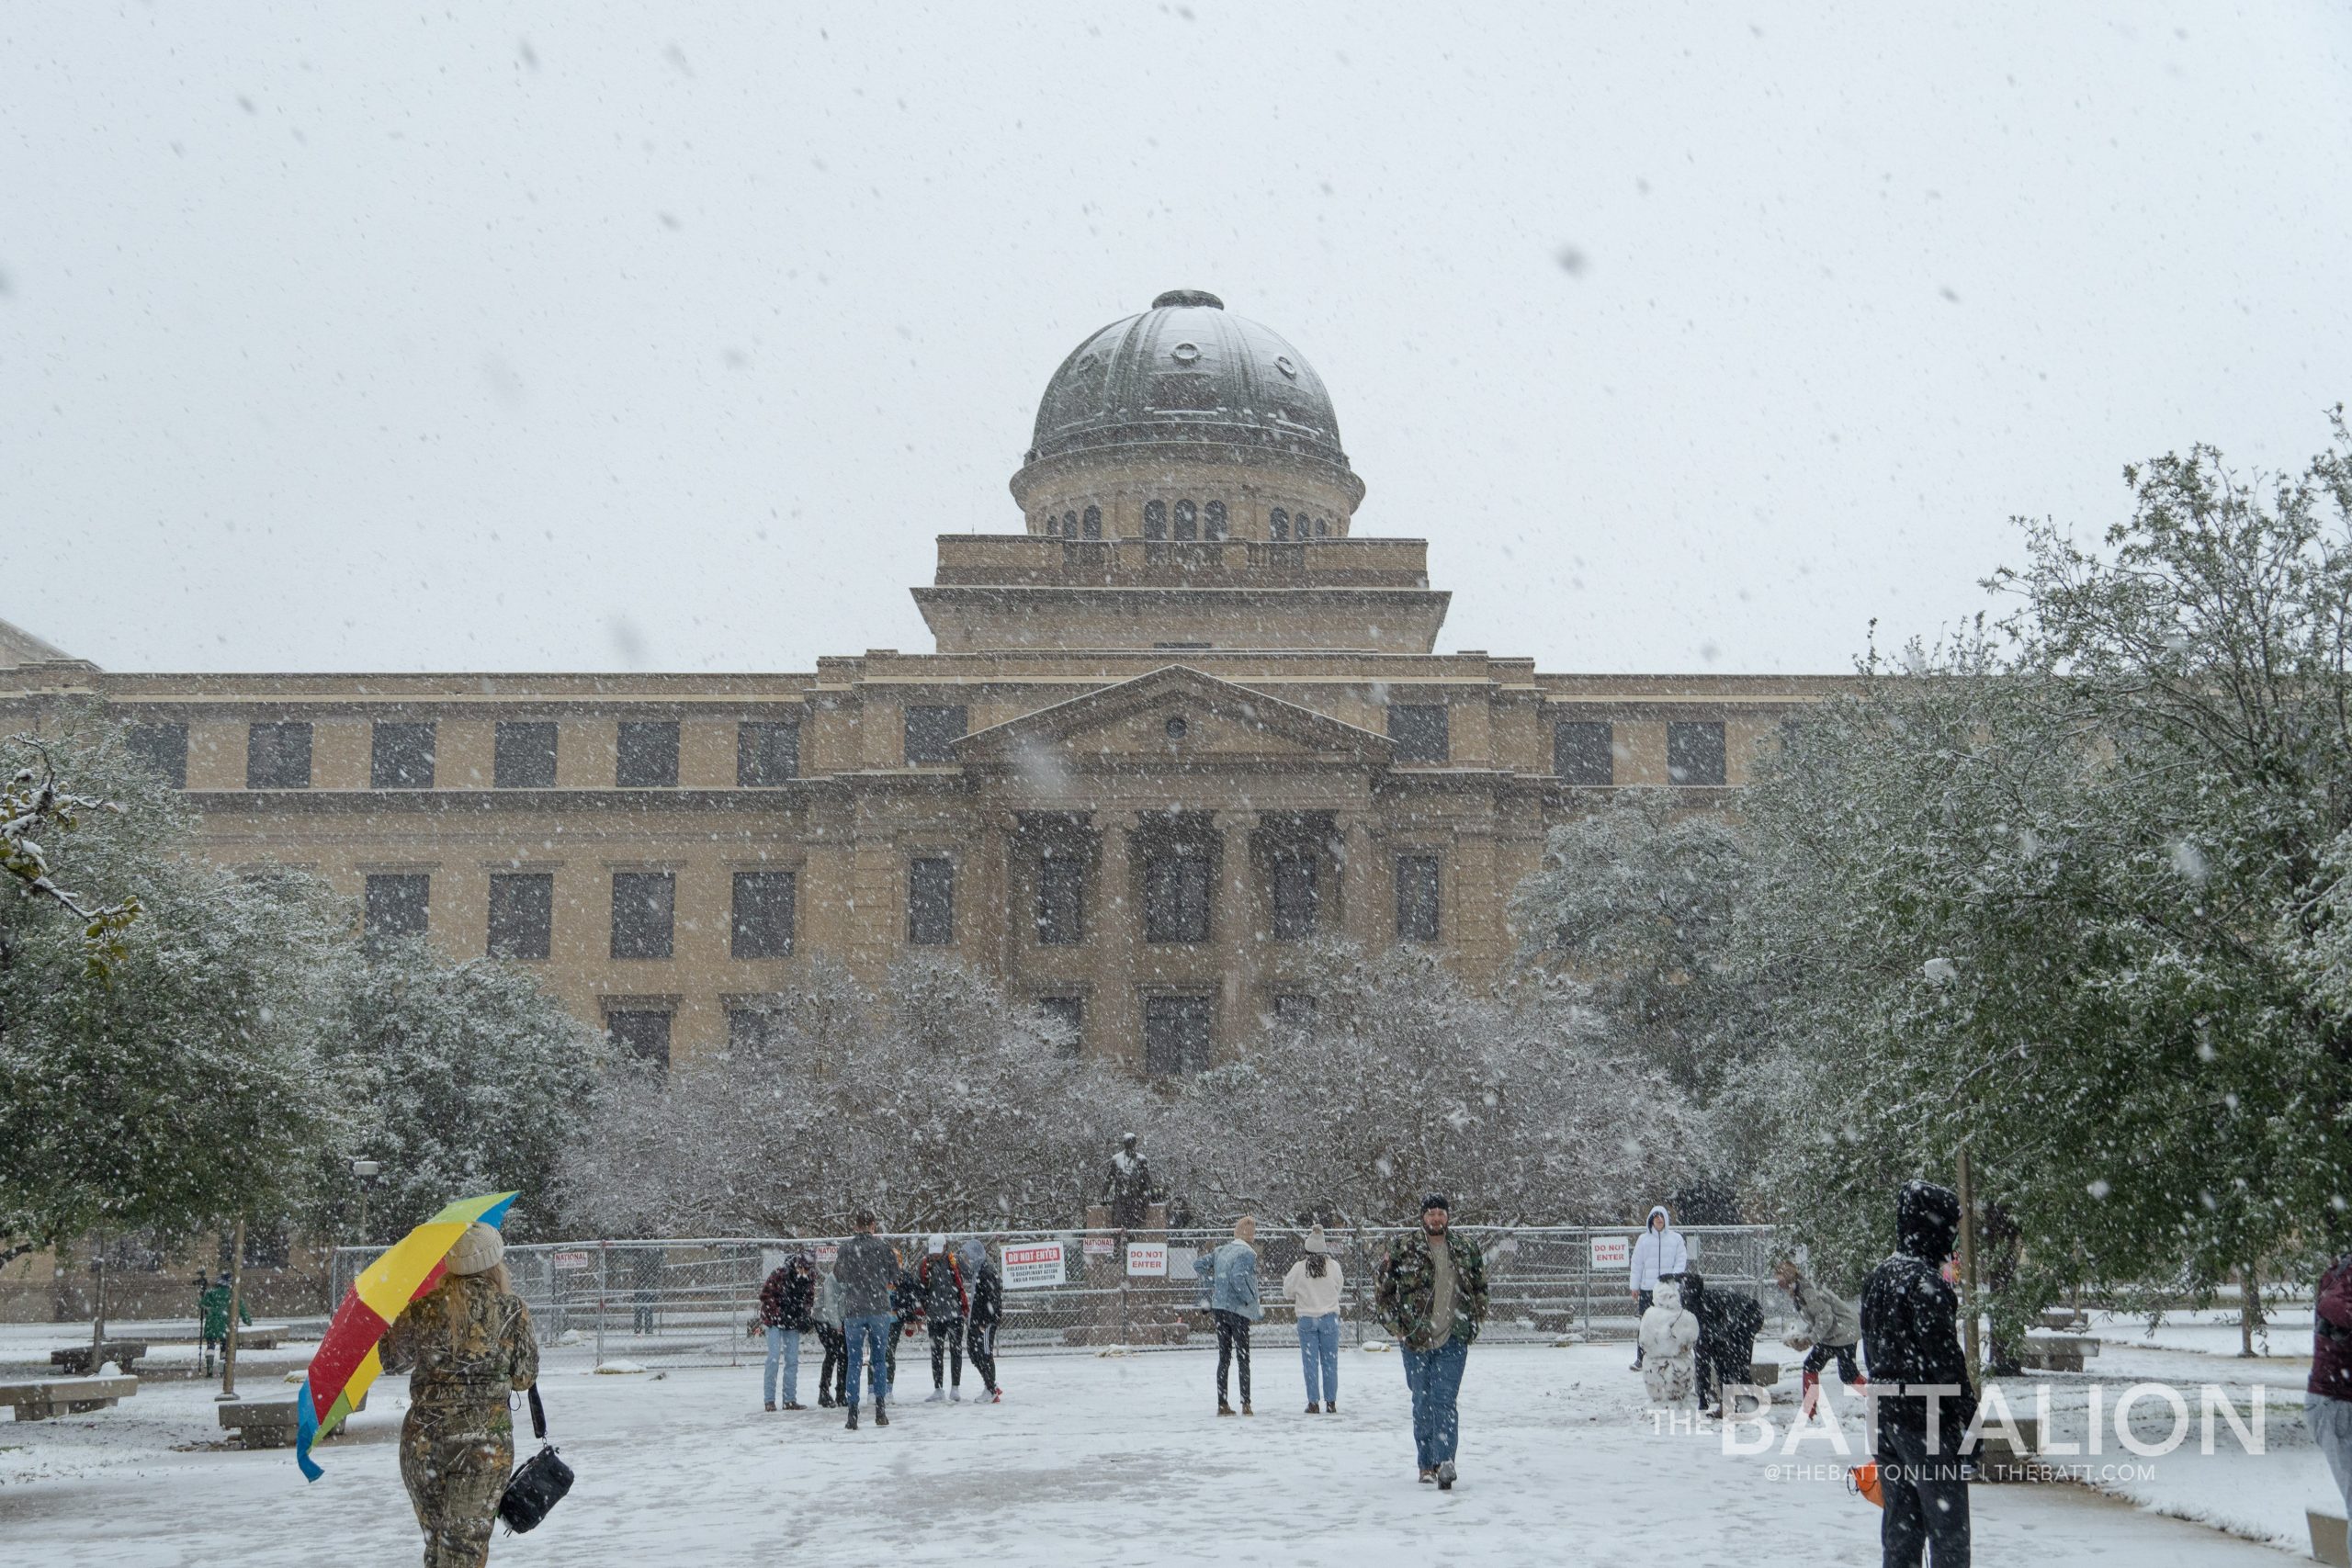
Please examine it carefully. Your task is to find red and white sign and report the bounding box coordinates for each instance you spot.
[1001,1241,1066,1291]
[1589,1235,1631,1270]
[813,1244,839,1264]
[1125,1242,1168,1278]
[550,1250,592,1272]
[1082,1235,1118,1258]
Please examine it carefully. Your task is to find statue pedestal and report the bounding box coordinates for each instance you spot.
[1067,1203,1188,1347]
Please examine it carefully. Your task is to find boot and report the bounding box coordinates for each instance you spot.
[874,1404,890,1427]
[783,1401,806,1411]
[1419,1468,1437,1483]
[818,1393,834,1409]
[1325,1402,1338,1414]
[1241,1403,1253,1416]
[1306,1401,1321,1414]
[1436,1460,1457,1491]
[765,1401,777,1412]
[1217,1400,1236,1416]
[844,1406,859,1430]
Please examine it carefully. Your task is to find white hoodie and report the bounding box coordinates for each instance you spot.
[1628,1205,1690,1292]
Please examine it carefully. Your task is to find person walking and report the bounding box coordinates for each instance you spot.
[966,1242,1004,1404]
[1860,1179,1975,1568]
[378,1221,539,1568]
[195,1271,250,1378]
[2309,1249,2352,1523]
[757,1250,817,1411]
[1374,1195,1489,1490]
[1283,1224,1345,1414]
[835,1211,899,1430]
[1627,1204,1688,1371]
[1195,1216,1263,1416]
[917,1235,969,1402]
[814,1258,848,1409]
[1774,1258,1866,1416]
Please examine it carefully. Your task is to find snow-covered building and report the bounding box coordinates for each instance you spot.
[0,291,1837,1071]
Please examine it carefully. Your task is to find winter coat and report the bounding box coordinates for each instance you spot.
[1784,1267,1861,1350]
[2314,1255,2352,1399]
[759,1258,818,1332]
[1374,1228,1490,1350]
[1196,1240,1263,1321]
[1860,1179,1977,1449]
[815,1271,845,1331]
[1685,1270,1764,1385]
[918,1250,969,1322]
[198,1282,252,1342]
[1628,1206,1690,1292]
[889,1270,923,1329]
[1640,1279,1700,1404]
[835,1233,900,1320]
[967,1259,1003,1327]
[1283,1256,1346,1319]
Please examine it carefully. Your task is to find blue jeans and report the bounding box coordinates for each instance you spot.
[763,1326,801,1406]
[842,1313,892,1408]
[1400,1335,1468,1469]
[1298,1313,1340,1404]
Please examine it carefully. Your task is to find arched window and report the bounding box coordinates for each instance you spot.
[1203,501,1227,541]
[1062,510,1078,537]
[1172,500,1197,540]
[1270,507,1290,541]
[1143,500,1167,539]
[1315,515,1329,538]
[1081,504,1102,539]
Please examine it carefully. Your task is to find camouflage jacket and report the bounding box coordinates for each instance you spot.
[1374,1229,1489,1350]
[380,1275,539,1407]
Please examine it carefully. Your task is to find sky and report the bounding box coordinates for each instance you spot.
[5,1,2348,676]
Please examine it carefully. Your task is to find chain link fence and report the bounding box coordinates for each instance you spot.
[332,1224,1789,1371]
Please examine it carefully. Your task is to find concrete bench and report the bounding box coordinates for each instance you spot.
[218,1399,300,1449]
[2311,1507,2348,1568]
[49,1342,148,1376]
[2038,1308,2087,1330]
[1746,1360,1780,1388]
[2015,1335,2099,1373]
[1974,1416,2042,1483]
[0,1375,139,1420]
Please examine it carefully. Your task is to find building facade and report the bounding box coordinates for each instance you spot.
[1,290,1837,1074]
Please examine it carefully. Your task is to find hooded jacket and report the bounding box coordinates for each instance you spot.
[1628,1206,1690,1292]
[1860,1179,1976,1448]
[1783,1265,1862,1350]
[917,1248,969,1322]
[967,1257,1003,1327]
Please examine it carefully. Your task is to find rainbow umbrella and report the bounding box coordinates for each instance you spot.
[295,1191,517,1480]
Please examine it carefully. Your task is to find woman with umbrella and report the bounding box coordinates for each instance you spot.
[379,1220,540,1567]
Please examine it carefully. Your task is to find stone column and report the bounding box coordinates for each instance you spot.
[1337,812,1383,952]
[1093,817,1136,1070]
[1215,811,1260,1055]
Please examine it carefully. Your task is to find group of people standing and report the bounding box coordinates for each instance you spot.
[753,1212,1005,1427]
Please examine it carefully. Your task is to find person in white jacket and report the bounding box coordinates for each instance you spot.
[1638,1279,1700,1407]
[1283,1225,1346,1414]
[1627,1204,1690,1371]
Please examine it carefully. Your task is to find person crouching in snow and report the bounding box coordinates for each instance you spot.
[1638,1279,1699,1409]
[917,1235,969,1402]
[1773,1258,1864,1416]
[1627,1204,1688,1371]
[1682,1269,1764,1417]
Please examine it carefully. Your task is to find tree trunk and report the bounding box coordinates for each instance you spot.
[1957,1147,1982,1379]
[220,1218,246,1399]
[2238,1262,2263,1358]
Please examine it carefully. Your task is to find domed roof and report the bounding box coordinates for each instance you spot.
[1026,290,1352,479]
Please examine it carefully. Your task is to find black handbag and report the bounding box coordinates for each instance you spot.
[497,1386,573,1535]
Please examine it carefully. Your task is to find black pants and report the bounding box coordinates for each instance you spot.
[1877,1420,1971,1567]
[1804,1342,1863,1382]
[967,1319,999,1393]
[1633,1289,1654,1364]
[930,1319,965,1387]
[1214,1309,1251,1405]
[817,1325,846,1403]
[1698,1335,1759,1409]
[888,1319,908,1385]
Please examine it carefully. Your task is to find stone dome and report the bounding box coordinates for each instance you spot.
[1025,291,1353,483]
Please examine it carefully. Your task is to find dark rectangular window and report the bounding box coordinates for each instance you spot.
[364,873,429,943]
[730,870,797,958]
[904,705,968,765]
[494,721,559,788]
[1667,720,1727,786]
[245,721,312,789]
[611,872,676,959]
[1037,996,1084,1057]
[1554,720,1614,785]
[124,721,188,788]
[1388,704,1450,763]
[908,857,956,945]
[370,722,436,789]
[1143,850,1212,943]
[607,1010,672,1071]
[616,720,681,788]
[737,721,800,785]
[1143,995,1212,1077]
[1273,993,1318,1032]
[1396,854,1442,943]
[1035,853,1084,946]
[1271,854,1319,940]
[487,873,553,960]
[728,1006,777,1055]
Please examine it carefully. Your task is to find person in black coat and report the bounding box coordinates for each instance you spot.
[1682,1270,1765,1416]
[966,1247,1004,1402]
[1860,1179,1976,1568]
[887,1266,923,1390]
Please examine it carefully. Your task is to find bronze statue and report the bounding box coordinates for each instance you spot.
[1102,1133,1153,1231]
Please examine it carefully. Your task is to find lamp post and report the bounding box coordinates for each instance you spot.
[350,1158,382,1247]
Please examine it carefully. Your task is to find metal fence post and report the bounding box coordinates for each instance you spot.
[595,1240,608,1370]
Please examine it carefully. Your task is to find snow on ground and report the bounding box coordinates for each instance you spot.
[0,1341,2322,1568]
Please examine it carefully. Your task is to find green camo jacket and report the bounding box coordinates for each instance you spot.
[1374,1229,1489,1349]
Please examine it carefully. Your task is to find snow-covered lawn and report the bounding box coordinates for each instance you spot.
[0,1341,2328,1567]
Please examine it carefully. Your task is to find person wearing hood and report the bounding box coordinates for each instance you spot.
[1373,1195,1489,1490]
[1283,1225,1346,1414]
[1196,1216,1263,1416]
[966,1242,1004,1404]
[917,1234,970,1402]
[1774,1258,1866,1416]
[379,1221,539,1568]
[1637,1278,1699,1408]
[1627,1205,1689,1371]
[1860,1179,1975,1568]
[756,1249,818,1411]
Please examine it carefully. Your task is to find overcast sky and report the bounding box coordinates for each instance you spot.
[6,2,2348,676]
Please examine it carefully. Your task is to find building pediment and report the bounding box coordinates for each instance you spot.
[954,665,1394,772]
